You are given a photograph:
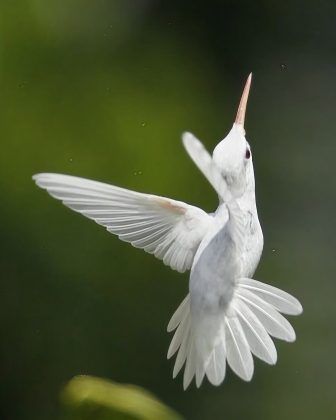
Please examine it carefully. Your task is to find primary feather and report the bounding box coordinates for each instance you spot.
[33,173,213,273]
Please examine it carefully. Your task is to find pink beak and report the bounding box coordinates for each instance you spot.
[235,73,252,128]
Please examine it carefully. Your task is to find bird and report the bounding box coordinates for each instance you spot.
[33,74,302,389]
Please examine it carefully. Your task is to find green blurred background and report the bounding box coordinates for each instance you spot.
[0,0,335,419]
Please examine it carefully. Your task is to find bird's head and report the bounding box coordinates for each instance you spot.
[213,74,255,198]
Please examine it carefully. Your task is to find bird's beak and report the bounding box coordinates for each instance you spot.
[235,73,252,128]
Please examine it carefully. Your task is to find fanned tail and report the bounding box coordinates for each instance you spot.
[167,278,302,389]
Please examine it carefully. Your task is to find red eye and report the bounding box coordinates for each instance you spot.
[245,148,251,159]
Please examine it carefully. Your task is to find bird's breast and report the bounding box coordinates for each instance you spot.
[189,205,263,317]
[189,222,238,315]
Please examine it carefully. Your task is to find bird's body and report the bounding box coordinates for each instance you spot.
[33,75,302,389]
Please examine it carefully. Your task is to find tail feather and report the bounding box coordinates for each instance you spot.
[236,289,296,342]
[172,317,191,378]
[239,278,303,315]
[195,357,206,388]
[225,316,254,381]
[234,299,277,365]
[167,314,189,359]
[167,294,190,332]
[168,278,302,389]
[205,334,226,386]
[183,341,196,390]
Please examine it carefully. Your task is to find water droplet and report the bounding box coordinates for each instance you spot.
[133,170,143,176]
[280,63,287,71]
[141,122,146,127]
[69,157,73,163]
[272,248,276,253]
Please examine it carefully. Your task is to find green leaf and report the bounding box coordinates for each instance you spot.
[61,375,184,420]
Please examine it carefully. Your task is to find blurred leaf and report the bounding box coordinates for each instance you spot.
[61,375,184,420]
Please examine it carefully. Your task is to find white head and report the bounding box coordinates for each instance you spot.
[212,74,255,199]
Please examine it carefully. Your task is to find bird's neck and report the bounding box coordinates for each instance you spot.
[218,189,257,216]
[236,190,258,215]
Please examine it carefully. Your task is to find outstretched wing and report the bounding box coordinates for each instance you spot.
[33,173,213,273]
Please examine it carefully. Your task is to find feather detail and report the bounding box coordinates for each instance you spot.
[233,299,277,364]
[33,173,213,273]
[236,288,296,342]
[167,294,190,333]
[238,278,303,315]
[205,333,227,386]
[168,277,302,388]
[225,316,254,381]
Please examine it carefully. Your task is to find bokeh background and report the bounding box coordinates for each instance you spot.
[1,1,335,419]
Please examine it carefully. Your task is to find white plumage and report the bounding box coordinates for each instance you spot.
[34,172,213,273]
[33,74,302,389]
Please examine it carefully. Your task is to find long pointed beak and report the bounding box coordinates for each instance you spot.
[235,73,252,128]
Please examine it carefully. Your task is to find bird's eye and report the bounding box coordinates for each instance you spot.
[245,148,251,159]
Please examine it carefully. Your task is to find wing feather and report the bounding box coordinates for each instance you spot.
[33,173,213,273]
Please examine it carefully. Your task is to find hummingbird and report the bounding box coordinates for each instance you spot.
[33,74,302,389]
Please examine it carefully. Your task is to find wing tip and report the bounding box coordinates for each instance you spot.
[32,173,47,189]
[182,131,204,153]
[32,173,43,183]
[32,172,63,187]
[181,131,195,150]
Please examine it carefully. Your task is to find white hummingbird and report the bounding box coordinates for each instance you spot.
[33,74,302,389]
